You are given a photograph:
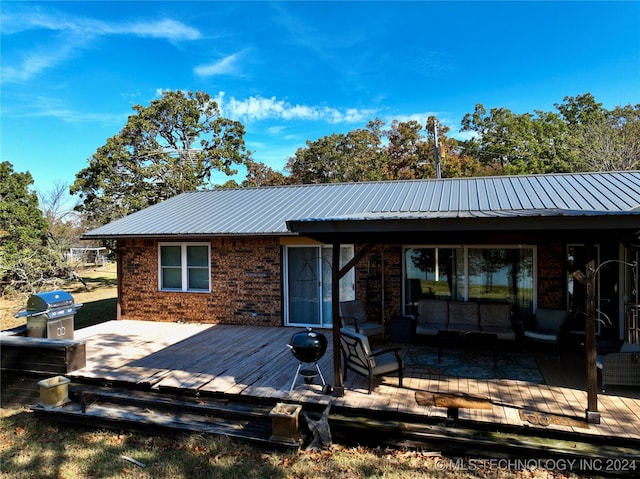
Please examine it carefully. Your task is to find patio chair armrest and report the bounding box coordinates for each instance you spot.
[341,315,360,327]
[369,347,402,359]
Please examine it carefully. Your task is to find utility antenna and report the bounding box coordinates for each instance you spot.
[433,118,441,179]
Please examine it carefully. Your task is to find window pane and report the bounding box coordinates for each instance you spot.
[405,247,464,305]
[468,249,511,301]
[162,267,182,289]
[288,247,320,325]
[188,267,209,290]
[161,246,182,267]
[187,246,208,266]
[468,248,534,320]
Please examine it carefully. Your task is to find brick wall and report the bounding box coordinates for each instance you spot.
[117,238,566,326]
[354,244,404,321]
[118,237,282,326]
[535,241,566,310]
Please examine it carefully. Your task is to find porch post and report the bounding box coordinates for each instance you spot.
[116,244,122,321]
[585,250,600,423]
[331,242,344,397]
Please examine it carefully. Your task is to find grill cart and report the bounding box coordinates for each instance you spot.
[14,290,82,340]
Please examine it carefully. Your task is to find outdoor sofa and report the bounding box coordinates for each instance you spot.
[415,299,516,341]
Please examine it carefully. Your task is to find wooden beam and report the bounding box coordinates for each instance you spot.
[585,250,600,424]
[337,243,375,280]
[116,244,123,321]
[330,243,376,396]
[331,243,344,396]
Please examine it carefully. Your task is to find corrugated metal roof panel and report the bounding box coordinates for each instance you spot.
[83,171,640,238]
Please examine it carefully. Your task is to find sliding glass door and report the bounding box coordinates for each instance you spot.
[404,245,535,320]
[285,245,354,328]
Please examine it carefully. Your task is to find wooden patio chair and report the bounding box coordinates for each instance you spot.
[339,327,403,394]
[339,300,384,339]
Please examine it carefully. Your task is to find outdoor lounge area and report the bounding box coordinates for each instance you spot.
[27,319,639,444]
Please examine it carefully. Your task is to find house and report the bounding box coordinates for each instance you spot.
[82,171,640,347]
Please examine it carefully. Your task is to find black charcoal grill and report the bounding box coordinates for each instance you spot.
[14,290,82,340]
[287,328,328,393]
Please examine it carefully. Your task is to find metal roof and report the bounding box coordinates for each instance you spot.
[82,171,640,239]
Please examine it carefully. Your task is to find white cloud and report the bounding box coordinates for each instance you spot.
[2,7,201,40]
[194,53,242,77]
[1,7,201,83]
[1,43,75,83]
[392,112,437,125]
[13,96,126,125]
[120,19,200,41]
[214,91,377,124]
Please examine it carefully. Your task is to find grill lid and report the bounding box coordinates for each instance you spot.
[27,290,74,311]
[288,328,328,363]
[14,290,82,319]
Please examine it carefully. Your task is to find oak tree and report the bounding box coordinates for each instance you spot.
[0,162,61,292]
[71,90,250,225]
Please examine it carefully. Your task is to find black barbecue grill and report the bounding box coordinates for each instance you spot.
[14,290,82,340]
[287,328,328,393]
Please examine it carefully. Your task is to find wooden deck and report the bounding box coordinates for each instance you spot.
[69,320,640,443]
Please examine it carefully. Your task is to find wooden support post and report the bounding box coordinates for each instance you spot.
[585,253,600,424]
[331,243,344,397]
[116,246,123,321]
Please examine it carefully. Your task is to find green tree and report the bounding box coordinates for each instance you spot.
[460,104,579,174]
[459,93,639,174]
[71,90,249,225]
[39,181,86,266]
[285,119,386,183]
[383,119,431,180]
[0,162,61,293]
[556,95,639,171]
[241,159,289,187]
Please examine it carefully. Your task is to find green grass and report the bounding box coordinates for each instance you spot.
[1,407,596,479]
[0,408,461,479]
[1,264,118,331]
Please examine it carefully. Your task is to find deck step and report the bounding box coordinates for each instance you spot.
[326,412,640,462]
[32,383,304,449]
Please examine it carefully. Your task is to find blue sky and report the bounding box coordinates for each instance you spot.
[2,1,639,203]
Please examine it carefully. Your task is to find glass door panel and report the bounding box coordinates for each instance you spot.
[286,245,355,328]
[287,247,321,326]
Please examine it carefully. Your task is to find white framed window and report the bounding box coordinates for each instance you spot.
[158,242,210,292]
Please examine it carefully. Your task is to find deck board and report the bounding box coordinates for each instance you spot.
[68,320,640,442]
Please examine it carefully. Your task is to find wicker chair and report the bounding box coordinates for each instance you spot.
[597,340,640,390]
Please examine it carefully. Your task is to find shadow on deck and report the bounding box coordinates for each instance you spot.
[5,320,640,464]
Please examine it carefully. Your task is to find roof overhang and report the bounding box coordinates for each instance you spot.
[80,232,298,241]
[286,210,640,243]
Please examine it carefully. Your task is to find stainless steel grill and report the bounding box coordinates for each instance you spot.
[14,290,82,340]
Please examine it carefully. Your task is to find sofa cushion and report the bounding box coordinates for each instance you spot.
[479,303,511,329]
[448,302,480,332]
[479,303,514,340]
[416,299,448,335]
